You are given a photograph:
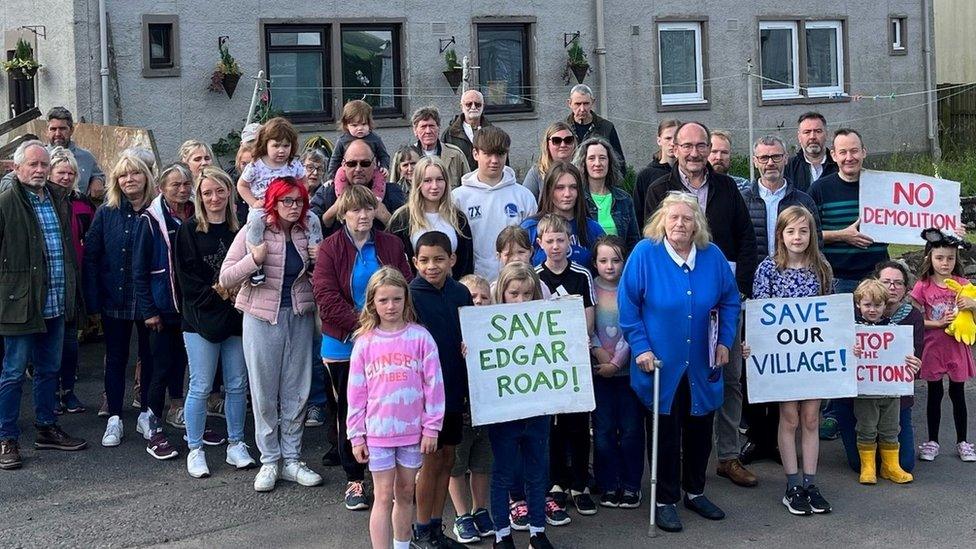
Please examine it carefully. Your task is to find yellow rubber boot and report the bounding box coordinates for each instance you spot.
[857,443,877,484]
[879,442,913,483]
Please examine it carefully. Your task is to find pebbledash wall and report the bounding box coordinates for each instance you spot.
[2,0,935,172]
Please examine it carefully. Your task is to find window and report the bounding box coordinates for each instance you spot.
[657,21,706,106]
[890,16,907,54]
[141,15,179,78]
[805,21,844,96]
[759,19,846,102]
[340,25,403,116]
[475,22,533,113]
[759,21,800,100]
[265,25,332,123]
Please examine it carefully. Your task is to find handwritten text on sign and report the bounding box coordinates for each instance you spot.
[859,170,961,245]
[744,294,856,403]
[460,298,595,426]
[856,325,915,396]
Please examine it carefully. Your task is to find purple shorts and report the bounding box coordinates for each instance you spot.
[368,443,423,472]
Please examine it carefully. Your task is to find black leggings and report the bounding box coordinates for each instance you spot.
[927,380,968,444]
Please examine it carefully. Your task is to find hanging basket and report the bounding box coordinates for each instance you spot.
[8,65,38,80]
[570,63,589,84]
[443,68,463,93]
[222,73,242,99]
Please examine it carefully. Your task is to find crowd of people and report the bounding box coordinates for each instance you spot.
[0,85,974,549]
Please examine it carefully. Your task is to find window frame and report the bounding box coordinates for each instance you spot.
[473,19,535,115]
[339,23,405,119]
[757,18,850,106]
[264,24,333,124]
[804,20,845,97]
[141,14,180,78]
[759,20,801,100]
[889,16,908,55]
[655,19,709,110]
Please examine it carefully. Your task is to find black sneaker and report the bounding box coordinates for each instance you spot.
[410,525,437,549]
[782,486,813,516]
[619,490,642,509]
[600,489,620,508]
[529,533,555,549]
[805,484,832,514]
[61,391,86,414]
[34,424,87,451]
[545,497,572,526]
[472,507,495,537]
[250,268,267,286]
[431,523,466,549]
[493,535,516,549]
[571,490,597,515]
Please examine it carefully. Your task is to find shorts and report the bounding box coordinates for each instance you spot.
[451,413,493,476]
[368,443,423,472]
[438,411,464,448]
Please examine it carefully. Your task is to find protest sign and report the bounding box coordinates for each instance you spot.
[859,169,961,245]
[744,294,857,403]
[856,325,915,396]
[460,297,595,426]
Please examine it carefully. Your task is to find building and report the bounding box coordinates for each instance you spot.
[934,0,976,85]
[2,1,938,171]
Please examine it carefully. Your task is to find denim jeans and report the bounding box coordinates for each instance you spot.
[309,328,327,408]
[183,332,248,449]
[59,320,79,393]
[488,416,551,531]
[592,376,645,493]
[0,316,65,440]
[835,398,916,473]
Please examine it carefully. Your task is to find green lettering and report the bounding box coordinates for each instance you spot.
[534,371,554,391]
[496,375,513,397]
[552,368,568,389]
[512,345,528,366]
[510,315,529,339]
[550,340,568,363]
[479,349,494,370]
[488,314,508,342]
[514,373,532,393]
[545,310,567,336]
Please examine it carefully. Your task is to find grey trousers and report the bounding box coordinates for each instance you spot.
[853,397,900,445]
[242,308,314,464]
[714,315,744,461]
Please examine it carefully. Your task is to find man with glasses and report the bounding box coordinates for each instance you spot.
[784,112,838,193]
[310,139,406,237]
[443,89,496,171]
[412,107,470,188]
[564,84,626,172]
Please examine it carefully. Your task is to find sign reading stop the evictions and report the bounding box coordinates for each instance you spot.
[859,170,961,245]
[744,294,857,403]
[856,325,915,396]
[460,297,595,426]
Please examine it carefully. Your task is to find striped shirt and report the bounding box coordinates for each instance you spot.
[29,190,66,318]
[808,173,888,280]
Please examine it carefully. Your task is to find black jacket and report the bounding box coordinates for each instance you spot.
[175,219,242,342]
[633,159,671,224]
[564,112,626,171]
[739,181,822,261]
[442,114,494,171]
[783,150,838,193]
[409,276,474,413]
[645,164,758,296]
[387,209,474,280]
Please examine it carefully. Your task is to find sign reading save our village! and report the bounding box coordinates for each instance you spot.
[859,170,962,245]
[856,325,915,397]
[460,298,595,426]
[744,294,857,403]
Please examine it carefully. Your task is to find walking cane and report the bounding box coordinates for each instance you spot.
[648,361,661,537]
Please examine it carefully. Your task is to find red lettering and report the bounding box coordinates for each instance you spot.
[892,181,934,207]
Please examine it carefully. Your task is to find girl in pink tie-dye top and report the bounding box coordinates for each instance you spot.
[347,267,444,549]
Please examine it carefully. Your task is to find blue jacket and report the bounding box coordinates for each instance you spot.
[583,186,640,255]
[409,276,474,414]
[521,215,605,268]
[618,239,741,415]
[83,200,145,319]
[133,196,184,323]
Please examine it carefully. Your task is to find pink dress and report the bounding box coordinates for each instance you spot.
[911,276,976,382]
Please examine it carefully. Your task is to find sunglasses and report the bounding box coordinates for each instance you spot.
[464,102,483,108]
[343,159,373,169]
[550,135,576,146]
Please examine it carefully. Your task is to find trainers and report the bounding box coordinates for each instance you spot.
[61,391,86,414]
[819,417,839,440]
[344,481,370,510]
[545,497,572,526]
[147,432,178,460]
[166,405,186,429]
[804,484,832,514]
[411,525,437,549]
[918,440,940,461]
[619,490,642,509]
[571,489,597,515]
[509,499,529,531]
[957,441,976,462]
[187,447,210,478]
[529,533,555,549]
[493,534,516,549]
[254,463,279,492]
[472,507,495,537]
[250,269,267,286]
[34,424,87,451]
[225,441,257,469]
[0,439,22,470]
[101,416,123,447]
[431,524,466,549]
[98,394,109,418]
[206,395,226,418]
[782,486,813,516]
[600,489,620,508]
[281,459,323,486]
[549,484,568,508]
[183,429,227,446]
[453,514,480,544]
[136,411,154,440]
[304,405,326,427]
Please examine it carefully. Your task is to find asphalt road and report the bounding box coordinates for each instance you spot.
[2,341,976,548]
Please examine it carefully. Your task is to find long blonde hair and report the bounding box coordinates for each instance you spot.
[536,121,574,177]
[772,206,833,295]
[106,153,156,209]
[643,191,711,248]
[390,156,462,237]
[194,166,240,233]
[354,267,417,338]
[492,261,543,304]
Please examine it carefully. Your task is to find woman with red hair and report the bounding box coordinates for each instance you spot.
[220,176,322,492]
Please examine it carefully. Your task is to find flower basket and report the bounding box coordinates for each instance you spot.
[10,65,39,80]
[208,38,242,98]
[2,39,41,80]
[570,63,589,84]
[221,72,241,99]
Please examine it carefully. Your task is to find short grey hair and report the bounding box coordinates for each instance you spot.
[569,84,594,99]
[13,140,49,165]
[753,135,786,154]
[411,106,441,127]
[300,148,327,166]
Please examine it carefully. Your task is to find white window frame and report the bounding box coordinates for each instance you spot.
[804,20,845,97]
[657,21,706,106]
[891,17,906,51]
[759,21,800,100]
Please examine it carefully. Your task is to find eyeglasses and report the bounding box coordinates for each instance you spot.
[304,165,323,174]
[463,102,483,108]
[550,135,576,146]
[676,142,709,152]
[879,279,906,288]
[277,197,305,208]
[343,159,373,169]
[754,154,785,163]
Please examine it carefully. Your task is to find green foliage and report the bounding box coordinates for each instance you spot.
[568,41,588,67]
[620,165,637,194]
[1,38,40,73]
[729,154,752,180]
[217,41,241,76]
[444,49,459,71]
[211,130,242,159]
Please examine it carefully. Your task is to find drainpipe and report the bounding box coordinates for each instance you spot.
[594,0,608,117]
[922,0,939,159]
[99,0,110,125]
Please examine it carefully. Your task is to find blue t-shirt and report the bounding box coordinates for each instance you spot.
[320,237,380,360]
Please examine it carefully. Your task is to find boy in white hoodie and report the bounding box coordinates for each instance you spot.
[452,127,537,280]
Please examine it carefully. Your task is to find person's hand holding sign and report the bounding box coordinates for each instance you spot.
[906,354,921,376]
[635,351,660,372]
[840,220,875,249]
[595,363,618,378]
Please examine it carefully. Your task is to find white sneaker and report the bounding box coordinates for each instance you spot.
[101,416,123,447]
[225,441,257,469]
[918,440,940,461]
[136,411,154,440]
[280,459,323,487]
[254,463,279,492]
[957,441,976,462]
[187,448,211,478]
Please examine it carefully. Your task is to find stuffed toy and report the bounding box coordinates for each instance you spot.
[944,278,976,345]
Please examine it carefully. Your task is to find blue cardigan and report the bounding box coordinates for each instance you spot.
[618,239,741,415]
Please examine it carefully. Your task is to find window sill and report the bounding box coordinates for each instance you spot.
[760,94,852,107]
[142,67,181,78]
[658,99,710,113]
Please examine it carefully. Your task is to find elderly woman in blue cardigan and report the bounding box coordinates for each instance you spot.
[618,192,740,533]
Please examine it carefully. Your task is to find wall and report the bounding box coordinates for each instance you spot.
[934,0,976,84]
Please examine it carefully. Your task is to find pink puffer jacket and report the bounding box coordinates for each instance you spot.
[219,223,315,324]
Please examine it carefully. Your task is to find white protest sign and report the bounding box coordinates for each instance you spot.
[859,169,961,245]
[744,294,857,403]
[460,297,595,426]
[856,325,915,396]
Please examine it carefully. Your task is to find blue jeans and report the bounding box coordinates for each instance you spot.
[309,329,327,408]
[0,316,65,440]
[835,398,916,473]
[593,376,645,493]
[489,416,550,531]
[183,333,248,449]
